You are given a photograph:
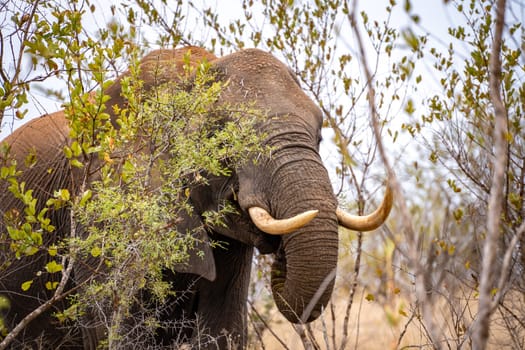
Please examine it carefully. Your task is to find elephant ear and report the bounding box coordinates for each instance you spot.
[172,211,216,281]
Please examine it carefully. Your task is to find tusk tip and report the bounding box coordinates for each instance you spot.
[302,209,319,218]
[336,183,393,232]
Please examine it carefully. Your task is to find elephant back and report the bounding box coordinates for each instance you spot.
[1,109,73,248]
[1,110,72,211]
[0,110,79,348]
[104,46,218,126]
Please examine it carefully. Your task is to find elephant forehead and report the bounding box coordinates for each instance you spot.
[217,48,285,70]
[214,50,323,129]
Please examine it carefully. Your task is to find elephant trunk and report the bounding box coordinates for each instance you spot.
[267,149,339,323]
[271,217,338,323]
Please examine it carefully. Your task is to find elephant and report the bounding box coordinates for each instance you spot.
[0,46,392,349]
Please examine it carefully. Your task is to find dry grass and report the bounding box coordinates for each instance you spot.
[249,286,525,350]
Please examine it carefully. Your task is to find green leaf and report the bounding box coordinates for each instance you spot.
[21,280,33,291]
[63,145,73,159]
[31,231,43,246]
[90,246,102,257]
[70,141,82,157]
[22,222,32,235]
[70,159,84,168]
[401,28,419,52]
[0,295,9,309]
[24,246,39,256]
[121,160,135,183]
[399,307,408,317]
[45,281,59,290]
[7,227,21,240]
[404,98,415,114]
[45,260,63,273]
[48,246,58,257]
[453,208,464,221]
[1,166,9,179]
[54,189,70,201]
[24,149,37,168]
[79,189,92,206]
[23,189,34,205]
[404,0,412,12]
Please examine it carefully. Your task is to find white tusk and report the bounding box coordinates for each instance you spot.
[248,207,319,235]
[337,184,393,231]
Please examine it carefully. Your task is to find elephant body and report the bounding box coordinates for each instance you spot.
[0,47,391,349]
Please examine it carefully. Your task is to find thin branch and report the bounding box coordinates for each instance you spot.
[319,307,331,350]
[247,309,266,350]
[492,221,525,309]
[0,196,83,350]
[472,0,508,349]
[0,0,40,127]
[330,302,337,350]
[7,0,40,88]
[0,256,77,350]
[293,323,316,350]
[248,301,290,350]
[338,231,362,350]
[498,295,525,331]
[396,306,418,349]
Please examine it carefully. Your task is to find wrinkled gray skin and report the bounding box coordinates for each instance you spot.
[0,48,339,349]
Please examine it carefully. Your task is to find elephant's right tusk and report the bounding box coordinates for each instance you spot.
[337,184,393,231]
[248,207,319,235]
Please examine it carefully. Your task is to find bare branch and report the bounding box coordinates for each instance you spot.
[248,301,290,350]
[472,0,509,349]
[0,257,78,350]
[493,221,525,307]
[338,231,362,350]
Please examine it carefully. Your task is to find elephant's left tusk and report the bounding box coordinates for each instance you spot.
[336,183,393,231]
[248,207,319,235]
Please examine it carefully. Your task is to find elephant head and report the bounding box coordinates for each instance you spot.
[0,46,392,348]
[177,48,393,323]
